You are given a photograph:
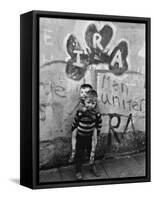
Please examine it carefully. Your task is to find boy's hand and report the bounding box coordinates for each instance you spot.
[89,151,95,165]
[69,150,76,163]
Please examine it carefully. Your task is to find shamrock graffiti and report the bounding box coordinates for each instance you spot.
[65,23,128,81]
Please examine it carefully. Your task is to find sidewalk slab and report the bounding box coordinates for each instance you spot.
[39,168,61,183]
[59,165,77,181]
[132,152,145,165]
[39,153,145,183]
[82,160,108,180]
[102,156,145,178]
[132,152,145,176]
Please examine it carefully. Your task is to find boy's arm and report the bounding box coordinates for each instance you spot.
[96,113,102,136]
[69,111,80,163]
[91,128,97,152]
[71,110,80,132]
[71,129,77,151]
[69,129,77,163]
[71,111,81,150]
[89,128,97,164]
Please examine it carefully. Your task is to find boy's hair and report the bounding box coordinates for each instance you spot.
[80,84,93,90]
[86,89,98,100]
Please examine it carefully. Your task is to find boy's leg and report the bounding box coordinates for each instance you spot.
[86,136,101,177]
[90,163,101,177]
[75,135,85,179]
[86,136,92,158]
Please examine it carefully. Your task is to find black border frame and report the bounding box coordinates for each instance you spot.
[20,10,151,189]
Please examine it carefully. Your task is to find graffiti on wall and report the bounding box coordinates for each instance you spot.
[40,80,67,121]
[98,74,145,113]
[39,19,145,145]
[65,23,129,80]
[104,113,136,145]
[41,23,130,80]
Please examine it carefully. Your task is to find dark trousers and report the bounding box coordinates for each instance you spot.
[75,134,92,173]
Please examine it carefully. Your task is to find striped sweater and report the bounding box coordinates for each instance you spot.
[72,109,102,136]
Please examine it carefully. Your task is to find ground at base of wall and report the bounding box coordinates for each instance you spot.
[39,152,145,183]
[40,131,145,169]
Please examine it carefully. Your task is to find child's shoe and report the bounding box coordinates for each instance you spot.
[91,165,101,177]
[75,172,83,180]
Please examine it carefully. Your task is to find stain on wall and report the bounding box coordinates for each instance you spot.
[39,18,145,168]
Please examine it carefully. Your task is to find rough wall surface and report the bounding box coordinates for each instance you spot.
[39,18,145,169]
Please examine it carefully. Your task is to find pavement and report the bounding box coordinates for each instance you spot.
[39,152,145,183]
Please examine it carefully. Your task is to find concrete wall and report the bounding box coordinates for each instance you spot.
[39,18,145,169]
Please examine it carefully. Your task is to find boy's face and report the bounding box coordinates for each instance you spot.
[84,98,97,110]
[80,87,91,99]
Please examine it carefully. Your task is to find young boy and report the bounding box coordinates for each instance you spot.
[70,90,102,180]
[76,83,93,111]
[69,84,101,163]
[68,84,93,163]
